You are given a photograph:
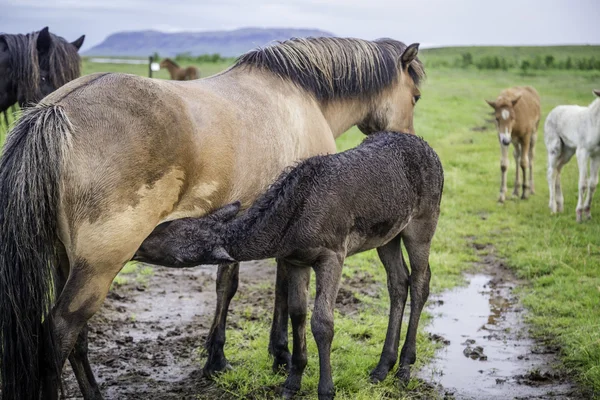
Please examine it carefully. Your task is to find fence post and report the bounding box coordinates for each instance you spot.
[149,55,153,78]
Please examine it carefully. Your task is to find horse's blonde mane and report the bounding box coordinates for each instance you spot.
[233,37,424,101]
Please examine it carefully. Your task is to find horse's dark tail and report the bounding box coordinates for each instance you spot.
[0,105,71,399]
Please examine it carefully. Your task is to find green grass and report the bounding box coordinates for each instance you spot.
[1,49,599,397]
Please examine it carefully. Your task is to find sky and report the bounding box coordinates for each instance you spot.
[1,0,598,51]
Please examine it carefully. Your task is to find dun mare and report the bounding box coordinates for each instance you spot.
[545,90,600,222]
[0,26,84,111]
[0,37,424,399]
[486,86,541,203]
[160,57,200,80]
[134,131,444,399]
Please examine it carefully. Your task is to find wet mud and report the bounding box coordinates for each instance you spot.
[419,243,581,400]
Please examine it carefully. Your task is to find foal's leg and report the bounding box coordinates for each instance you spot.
[576,148,590,222]
[397,219,434,384]
[204,262,239,376]
[370,235,409,383]
[312,252,344,400]
[269,259,293,373]
[282,265,311,398]
[512,142,521,198]
[583,155,600,220]
[56,251,103,400]
[498,143,509,203]
[529,132,537,194]
[520,136,531,199]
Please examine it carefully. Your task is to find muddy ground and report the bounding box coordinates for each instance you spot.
[62,247,584,400]
[62,260,379,399]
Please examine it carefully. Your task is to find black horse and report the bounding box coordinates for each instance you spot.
[0,26,84,121]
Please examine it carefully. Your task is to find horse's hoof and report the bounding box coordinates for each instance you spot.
[272,353,292,375]
[396,367,411,385]
[282,388,297,399]
[317,391,335,400]
[369,367,389,383]
[202,362,233,378]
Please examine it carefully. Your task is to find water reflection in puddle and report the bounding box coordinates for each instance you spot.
[419,274,573,399]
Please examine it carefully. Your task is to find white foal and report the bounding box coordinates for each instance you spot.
[545,90,600,222]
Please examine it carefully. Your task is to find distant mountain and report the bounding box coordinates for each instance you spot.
[84,28,336,57]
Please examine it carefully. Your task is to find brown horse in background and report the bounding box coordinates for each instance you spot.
[160,57,200,80]
[486,86,541,203]
[0,37,424,400]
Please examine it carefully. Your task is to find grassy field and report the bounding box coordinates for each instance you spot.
[1,49,599,398]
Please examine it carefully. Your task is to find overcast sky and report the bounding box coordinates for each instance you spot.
[1,0,598,51]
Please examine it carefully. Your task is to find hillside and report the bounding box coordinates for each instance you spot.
[84,27,335,57]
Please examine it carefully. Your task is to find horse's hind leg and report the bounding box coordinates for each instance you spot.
[397,218,434,384]
[56,249,103,400]
[269,259,294,373]
[583,155,600,220]
[203,262,239,376]
[370,235,409,383]
[45,259,124,398]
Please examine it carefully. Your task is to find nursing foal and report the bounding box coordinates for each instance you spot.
[135,131,444,399]
[486,86,541,203]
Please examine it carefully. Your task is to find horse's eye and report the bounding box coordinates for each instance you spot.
[414,95,421,103]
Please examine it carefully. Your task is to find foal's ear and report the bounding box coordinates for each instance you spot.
[485,99,497,109]
[400,43,420,69]
[211,246,235,264]
[71,35,85,51]
[594,89,600,97]
[210,201,241,222]
[36,27,52,53]
[511,94,522,106]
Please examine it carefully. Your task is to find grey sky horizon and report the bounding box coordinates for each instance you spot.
[1,0,598,51]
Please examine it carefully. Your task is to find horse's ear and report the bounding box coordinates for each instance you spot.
[593,89,600,97]
[485,99,496,109]
[211,246,235,264]
[511,94,522,106]
[210,201,241,222]
[400,43,420,69]
[37,27,52,53]
[71,35,85,51]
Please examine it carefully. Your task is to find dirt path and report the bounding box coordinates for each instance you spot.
[63,260,275,399]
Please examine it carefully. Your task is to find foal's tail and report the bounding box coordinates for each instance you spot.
[0,105,71,399]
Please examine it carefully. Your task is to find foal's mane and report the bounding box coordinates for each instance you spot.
[0,30,81,104]
[233,37,425,101]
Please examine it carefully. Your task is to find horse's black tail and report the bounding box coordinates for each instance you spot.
[0,105,71,399]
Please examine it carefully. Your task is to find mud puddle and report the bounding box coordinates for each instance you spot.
[419,247,579,400]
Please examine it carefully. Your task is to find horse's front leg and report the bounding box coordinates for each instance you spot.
[583,155,600,220]
[512,142,521,198]
[269,259,293,373]
[498,143,509,203]
[312,252,343,400]
[203,262,239,376]
[520,137,531,199]
[576,148,590,222]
